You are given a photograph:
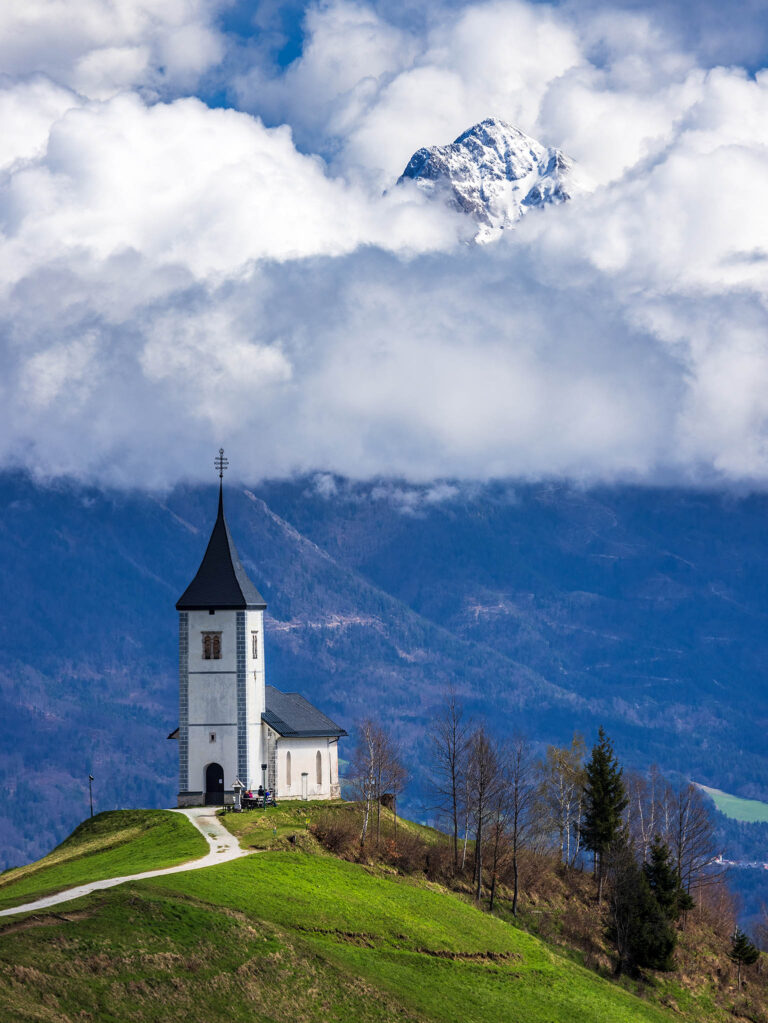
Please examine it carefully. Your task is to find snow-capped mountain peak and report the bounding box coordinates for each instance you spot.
[398,118,573,240]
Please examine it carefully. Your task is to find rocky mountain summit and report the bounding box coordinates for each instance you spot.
[398,118,573,239]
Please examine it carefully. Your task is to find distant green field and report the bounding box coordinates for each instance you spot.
[0,809,206,910]
[698,784,768,823]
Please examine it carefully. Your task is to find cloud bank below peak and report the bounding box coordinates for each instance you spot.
[1,0,768,488]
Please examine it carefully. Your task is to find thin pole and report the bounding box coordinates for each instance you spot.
[88,774,94,818]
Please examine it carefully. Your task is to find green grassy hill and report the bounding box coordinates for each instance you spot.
[0,809,206,911]
[0,806,726,1023]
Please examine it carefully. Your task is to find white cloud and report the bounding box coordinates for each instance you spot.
[236,0,585,183]
[1,0,768,487]
[0,77,82,170]
[19,330,100,411]
[0,0,226,99]
[139,306,294,430]
[0,92,460,290]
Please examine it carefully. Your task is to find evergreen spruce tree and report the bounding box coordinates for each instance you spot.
[608,836,676,975]
[643,838,694,921]
[583,727,628,902]
[729,928,759,991]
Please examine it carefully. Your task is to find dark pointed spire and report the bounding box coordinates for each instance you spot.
[176,458,266,611]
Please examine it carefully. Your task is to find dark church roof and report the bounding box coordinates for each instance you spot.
[262,685,347,738]
[176,485,267,611]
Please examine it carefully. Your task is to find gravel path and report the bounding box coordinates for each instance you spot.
[0,807,248,918]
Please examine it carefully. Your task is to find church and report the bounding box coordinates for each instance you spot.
[171,456,346,807]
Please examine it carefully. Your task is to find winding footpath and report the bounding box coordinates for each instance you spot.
[0,807,248,919]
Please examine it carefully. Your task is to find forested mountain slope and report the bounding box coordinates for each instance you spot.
[2,472,768,870]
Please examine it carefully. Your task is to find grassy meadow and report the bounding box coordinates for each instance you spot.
[698,784,768,824]
[0,809,206,911]
[0,847,681,1023]
[0,806,757,1023]
[220,798,441,851]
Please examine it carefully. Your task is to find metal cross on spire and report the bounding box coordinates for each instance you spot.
[215,447,229,480]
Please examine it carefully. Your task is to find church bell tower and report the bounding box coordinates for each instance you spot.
[175,450,267,806]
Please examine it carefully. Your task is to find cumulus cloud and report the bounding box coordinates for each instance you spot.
[1,0,768,487]
[0,93,457,287]
[235,0,587,183]
[0,0,227,99]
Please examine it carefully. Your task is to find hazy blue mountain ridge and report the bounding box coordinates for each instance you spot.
[1,472,767,874]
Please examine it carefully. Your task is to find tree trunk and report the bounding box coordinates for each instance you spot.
[375,765,382,848]
[489,873,497,912]
[475,822,483,901]
[361,796,370,848]
[452,779,459,872]
[597,854,604,906]
[512,853,519,917]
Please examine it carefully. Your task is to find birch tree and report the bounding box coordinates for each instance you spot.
[538,734,586,866]
[351,719,407,850]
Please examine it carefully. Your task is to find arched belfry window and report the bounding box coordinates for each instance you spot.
[286,751,292,788]
[202,632,222,660]
[316,750,322,786]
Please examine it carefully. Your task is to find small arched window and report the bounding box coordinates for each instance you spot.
[316,750,322,786]
[202,632,222,660]
[286,751,292,788]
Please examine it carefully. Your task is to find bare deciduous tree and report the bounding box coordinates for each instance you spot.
[487,762,511,913]
[668,783,720,896]
[351,719,407,850]
[467,725,503,902]
[626,767,662,861]
[624,769,720,910]
[427,687,471,871]
[538,734,586,867]
[507,735,536,915]
[351,719,377,848]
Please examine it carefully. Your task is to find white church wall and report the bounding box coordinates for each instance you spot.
[188,675,237,724]
[187,724,239,794]
[275,737,341,800]
[185,609,238,800]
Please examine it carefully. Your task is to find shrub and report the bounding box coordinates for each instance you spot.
[424,840,454,882]
[310,812,361,860]
[381,832,429,873]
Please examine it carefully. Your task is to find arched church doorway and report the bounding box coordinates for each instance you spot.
[205,762,224,805]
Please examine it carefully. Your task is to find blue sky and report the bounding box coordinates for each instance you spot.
[0,0,767,486]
